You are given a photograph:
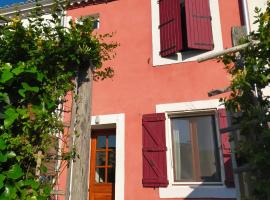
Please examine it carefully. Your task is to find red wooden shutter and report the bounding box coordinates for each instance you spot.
[159,0,183,57]
[142,113,168,187]
[185,0,214,50]
[218,109,235,187]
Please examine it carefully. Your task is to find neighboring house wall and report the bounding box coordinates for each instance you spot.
[66,0,242,199]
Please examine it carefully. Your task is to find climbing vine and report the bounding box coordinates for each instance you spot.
[0,2,117,199]
[221,2,270,199]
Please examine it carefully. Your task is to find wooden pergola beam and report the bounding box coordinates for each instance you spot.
[197,40,259,63]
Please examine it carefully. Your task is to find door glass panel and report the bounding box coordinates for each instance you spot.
[95,168,105,183]
[97,136,106,149]
[92,132,116,185]
[108,135,116,149]
[96,151,106,166]
[107,168,115,183]
[108,150,115,167]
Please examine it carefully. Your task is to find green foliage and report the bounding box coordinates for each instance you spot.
[0,1,117,199]
[221,1,270,199]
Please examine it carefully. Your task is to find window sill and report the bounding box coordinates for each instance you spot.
[172,181,223,186]
[159,184,236,198]
[153,49,223,66]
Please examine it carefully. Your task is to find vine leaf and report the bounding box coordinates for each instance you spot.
[27,196,38,200]
[0,184,17,199]
[4,108,19,128]
[6,151,16,158]
[6,164,23,179]
[12,62,25,75]
[22,83,39,92]
[19,82,39,97]
[0,69,13,83]
[24,179,39,190]
[0,152,7,162]
[37,72,44,82]
[0,174,5,189]
[0,92,10,104]
[43,185,51,196]
[0,139,6,150]
[18,89,26,98]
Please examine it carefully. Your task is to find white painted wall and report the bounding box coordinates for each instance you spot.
[247,0,269,98]
[247,0,268,32]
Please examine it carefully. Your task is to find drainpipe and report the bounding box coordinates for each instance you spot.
[241,0,251,34]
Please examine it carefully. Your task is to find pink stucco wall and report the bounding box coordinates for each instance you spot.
[62,0,243,199]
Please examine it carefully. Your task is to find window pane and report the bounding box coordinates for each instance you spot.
[108,150,115,167]
[93,19,99,29]
[171,115,221,183]
[196,116,221,182]
[95,168,105,183]
[96,151,106,166]
[97,136,106,149]
[171,118,194,181]
[108,135,116,149]
[107,168,115,183]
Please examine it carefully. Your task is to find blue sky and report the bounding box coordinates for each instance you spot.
[0,0,27,7]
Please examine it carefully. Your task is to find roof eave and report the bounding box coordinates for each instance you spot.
[0,0,115,19]
[0,0,56,18]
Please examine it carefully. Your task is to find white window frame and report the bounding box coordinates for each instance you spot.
[90,113,125,200]
[151,0,223,66]
[156,99,236,198]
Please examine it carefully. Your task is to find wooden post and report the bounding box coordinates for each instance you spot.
[34,150,44,177]
[66,66,92,200]
[197,40,259,63]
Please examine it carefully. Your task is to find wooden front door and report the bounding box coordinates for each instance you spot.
[89,130,116,200]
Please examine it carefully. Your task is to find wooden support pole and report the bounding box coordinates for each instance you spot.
[34,150,44,177]
[51,190,65,195]
[197,40,259,63]
[66,65,93,200]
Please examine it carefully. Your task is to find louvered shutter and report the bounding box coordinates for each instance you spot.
[159,0,183,57]
[218,109,235,187]
[142,113,168,187]
[185,0,214,50]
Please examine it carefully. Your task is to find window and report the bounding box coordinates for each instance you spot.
[159,0,213,57]
[151,0,223,65]
[170,113,221,183]
[76,13,100,29]
[152,100,236,198]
